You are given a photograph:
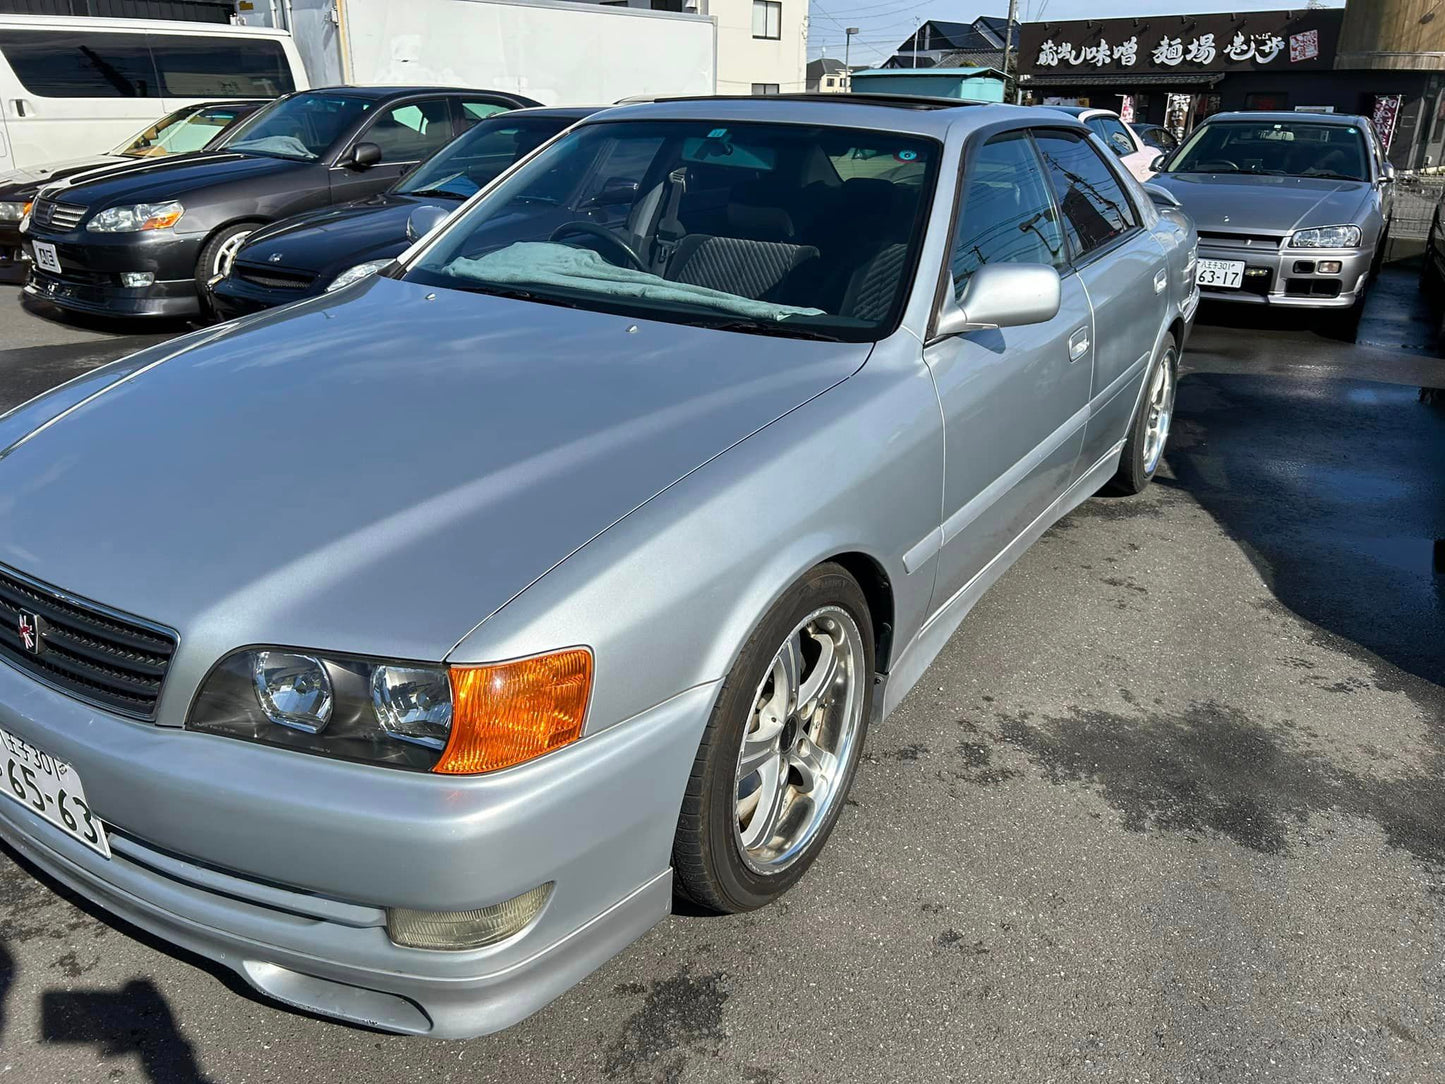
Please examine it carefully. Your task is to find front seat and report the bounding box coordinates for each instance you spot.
[666,234,820,303]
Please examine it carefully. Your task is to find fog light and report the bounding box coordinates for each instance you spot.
[1317,260,1342,274]
[120,272,155,287]
[387,883,553,950]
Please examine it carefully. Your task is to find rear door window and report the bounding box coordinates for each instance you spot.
[1088,116,1137,158]
[147,34,295,98]
[0,29,158,97]
[950,131,1067,296]
[1034,129,1137,258]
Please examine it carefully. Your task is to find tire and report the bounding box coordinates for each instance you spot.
[672,563,875,913]
[1104,334,1178,496]
[194,222,261,316]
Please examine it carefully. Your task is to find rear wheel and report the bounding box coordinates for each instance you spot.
[672,563,874,913]
[1104,335,1177,496]
[195,222,261,317]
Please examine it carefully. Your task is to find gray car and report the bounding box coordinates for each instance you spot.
[1148,111,1393,326]
[0,96,1196,1038]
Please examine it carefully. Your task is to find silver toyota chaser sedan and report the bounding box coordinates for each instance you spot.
[0,96,1197,1037]
[1148,111,1393,328]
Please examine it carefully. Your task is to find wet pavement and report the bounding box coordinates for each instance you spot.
[0,269,1442,1082]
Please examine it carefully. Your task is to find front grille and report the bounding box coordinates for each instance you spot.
[1198,231,1283,251]
[235,264,315,290]
[32,199,87,231]
[0,565,177,720]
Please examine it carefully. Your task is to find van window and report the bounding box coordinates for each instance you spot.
[0,30,159,97]
[147,35,295,98]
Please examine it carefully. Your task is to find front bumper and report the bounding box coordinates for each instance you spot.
[0,661,716,1036]
[1196,241,1373,308]
[211,271,325,317]
[20,226,204,317]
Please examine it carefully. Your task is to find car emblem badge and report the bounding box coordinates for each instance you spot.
[269,253,283,263]
[1222,215,1230,223]
[17,610,46,655]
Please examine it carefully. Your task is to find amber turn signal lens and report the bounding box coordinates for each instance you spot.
[434,648,593,774]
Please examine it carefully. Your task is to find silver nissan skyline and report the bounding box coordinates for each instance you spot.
[1148,110,1393,327]
[0,96,1196,1037]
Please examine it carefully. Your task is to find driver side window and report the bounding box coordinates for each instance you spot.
[363,99,453,163]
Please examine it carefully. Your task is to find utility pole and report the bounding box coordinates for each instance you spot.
[1004,0,1019,102]
[845,27,858,89]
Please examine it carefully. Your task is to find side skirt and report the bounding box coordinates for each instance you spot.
[875,440,1126,722]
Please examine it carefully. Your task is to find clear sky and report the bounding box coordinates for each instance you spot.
[807,0,1345,67]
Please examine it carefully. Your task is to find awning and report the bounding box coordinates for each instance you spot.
[1020,72,1223,88]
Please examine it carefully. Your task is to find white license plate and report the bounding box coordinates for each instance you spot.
[0,725,109,858]
[1196,258,1245,289]
[32,241,61,275]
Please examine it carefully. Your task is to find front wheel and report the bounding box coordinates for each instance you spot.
[195,222,261,316]
[1104,334,1177,496]
[672,563,874,913]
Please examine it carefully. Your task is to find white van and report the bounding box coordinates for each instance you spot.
[0,15,308,173]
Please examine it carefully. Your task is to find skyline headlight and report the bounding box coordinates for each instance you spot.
[86,200,184,233]
[188,646,592,773]
[326,259,392,292]
[0,201,26,223]
[1289,224,1362,249]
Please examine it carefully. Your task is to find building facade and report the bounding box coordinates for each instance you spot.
[1017,7,1445,169]
[708,0,806,94]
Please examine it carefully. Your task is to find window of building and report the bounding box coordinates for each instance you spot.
[950,131,1067,295]
[751,83,780,95]
[1033,129,1137,258]
[752,0,781,40]
[824,77,835,88]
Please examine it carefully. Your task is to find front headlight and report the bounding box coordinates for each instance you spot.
[188,646,592,773]
[86,200,184,233]
[325,259,393,292]
[0,201,27,223]
[1289,224,1362,248]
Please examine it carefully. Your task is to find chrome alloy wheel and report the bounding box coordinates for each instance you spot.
[734,605,866,874]
[1142,354,1176,475]
[212,230,254,280]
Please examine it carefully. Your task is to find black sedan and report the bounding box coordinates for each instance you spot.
[214,106,596,315]
[20,85,539,319]
[0,101,261,284]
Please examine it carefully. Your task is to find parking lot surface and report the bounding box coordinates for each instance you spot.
[1,275,1443,1083]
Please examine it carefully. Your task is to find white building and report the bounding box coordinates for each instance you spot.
[595,0,806,95]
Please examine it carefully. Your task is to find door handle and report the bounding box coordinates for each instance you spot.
[9,99,27,117]
[1068,327,1090,361]
[1154,269,1168,293]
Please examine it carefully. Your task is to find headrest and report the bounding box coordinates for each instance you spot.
[726,201,796,241]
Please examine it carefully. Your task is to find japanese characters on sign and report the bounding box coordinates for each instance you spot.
[1019,10,1340,76]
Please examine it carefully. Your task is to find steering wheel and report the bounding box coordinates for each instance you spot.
[1196,159,1240,172]
[548,222,646,271]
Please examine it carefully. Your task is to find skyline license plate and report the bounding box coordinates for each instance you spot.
[0,725,109,858]
[32,241,61,275]
[1196,258,1245,289]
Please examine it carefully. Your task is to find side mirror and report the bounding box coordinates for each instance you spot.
[933,264,1061,339]
[1150,153,1167,172]
[347,141,382,169]
[1381,162,1396,183]
[1142,182,1183,209]
[406,204,449,243]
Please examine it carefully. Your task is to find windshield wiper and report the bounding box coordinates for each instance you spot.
[1299,171,1364,182]
[446,282,585,309]
[405,187,470,200]
[684,317,844,342]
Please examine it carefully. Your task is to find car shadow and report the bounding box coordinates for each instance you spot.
[1162,369,1445,695]
[41,980,216,1083]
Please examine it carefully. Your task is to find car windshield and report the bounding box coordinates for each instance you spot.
[397,115,574,200]
[219,92,372,161]
[402,119,938,341]
[115,105,250,159]
[1166,120,1369,181]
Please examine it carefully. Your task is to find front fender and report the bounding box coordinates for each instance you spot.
[447,334,945,738]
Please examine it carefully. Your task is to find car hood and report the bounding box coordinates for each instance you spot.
[43,151,308,207]
[238,194,447,274]
[0,276,866,668]
[0,154,126,197]
[1150,172,1371,234]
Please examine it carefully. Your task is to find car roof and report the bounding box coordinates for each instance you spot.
[577,95,1085,140]
[1203,110,1369,127]
[506,106,602,121]
[302,85,517,100]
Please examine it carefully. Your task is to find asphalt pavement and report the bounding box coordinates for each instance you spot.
[0,273,1442,1083]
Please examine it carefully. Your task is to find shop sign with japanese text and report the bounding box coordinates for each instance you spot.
[1019,9,1341,76]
